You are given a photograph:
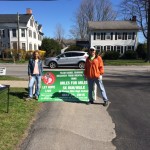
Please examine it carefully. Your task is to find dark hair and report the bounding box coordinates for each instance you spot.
[33,50,41,59]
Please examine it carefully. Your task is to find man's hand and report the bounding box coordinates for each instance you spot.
[99,75,102,80]
[29,75,32,80]
[83,75,87,80]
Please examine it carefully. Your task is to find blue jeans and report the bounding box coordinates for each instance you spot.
[28,75,41,98]
[87,77,108,102]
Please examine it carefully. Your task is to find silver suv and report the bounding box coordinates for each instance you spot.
[44,51,88,69]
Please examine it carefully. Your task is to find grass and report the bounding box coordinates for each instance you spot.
[0,88,41,150]
[104,59,150,66]
[0,75,27,81]
[0,59,27,64]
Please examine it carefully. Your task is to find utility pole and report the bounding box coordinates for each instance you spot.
[147,0,150,62]
[17,12,20,55]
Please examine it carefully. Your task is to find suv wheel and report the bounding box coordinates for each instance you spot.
[49,62,57,68]
[78,62,85,69]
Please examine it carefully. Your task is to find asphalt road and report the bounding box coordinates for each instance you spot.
[104,69,150,150]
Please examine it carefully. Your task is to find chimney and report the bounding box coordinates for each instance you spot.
[26,8,32,15]
[132,16,136,21]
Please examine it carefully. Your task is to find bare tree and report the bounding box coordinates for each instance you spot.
[54,23,65,44]
[120,0,148,39]
[120,0,150,61]
[70,0,116,39]
[95,0,117,21]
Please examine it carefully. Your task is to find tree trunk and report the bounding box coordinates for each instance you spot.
[147,0,150,62]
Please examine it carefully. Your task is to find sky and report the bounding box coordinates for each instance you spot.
[0,0,145,42]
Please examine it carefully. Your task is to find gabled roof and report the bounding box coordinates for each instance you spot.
[0,14,32,23]
[88,21,139,30]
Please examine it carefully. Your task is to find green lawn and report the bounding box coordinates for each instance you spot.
[104,59,150,65]
[0,76,27,81]
[0,59,27,64]
[0,88,41,150]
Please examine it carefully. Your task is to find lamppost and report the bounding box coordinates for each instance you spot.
[17,12,20,56]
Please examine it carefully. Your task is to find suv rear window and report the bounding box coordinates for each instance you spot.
[65,52,85,57]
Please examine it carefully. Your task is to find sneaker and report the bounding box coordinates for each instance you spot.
[25,97,32,101]
[87,100,94,105]
[103,101,108,107]
[90,101,94,104]
[35,96,38,100]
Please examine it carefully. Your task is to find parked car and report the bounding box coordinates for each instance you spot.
[44,51,88,69]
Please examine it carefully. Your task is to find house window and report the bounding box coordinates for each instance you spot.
[94,32,96,40]
[118,33,122,39]
[116,46,121,53]
[29,30,32,37]
[34,44,37,50]
[12,29,16,37]
[21,29,25,37]
[22,43,26,50]
[127,46,132,50]
[0,30,2,37]
[8,29,10,37]
[106,33,111,40]
[0,30,5,38]
[30,19,33,27]
[8,43,10,48]
[0,30,2,36]
[107,46,111,51]
[128,33,132,39]
[38,34,42,41]
[29,43,32,50]
[2,30,5,38]
[97,33,100,39]
[34,32,36,39]
[96,46,100,50]
[13,42,17,49]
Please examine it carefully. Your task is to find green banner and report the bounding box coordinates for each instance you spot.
[38,70,89,102]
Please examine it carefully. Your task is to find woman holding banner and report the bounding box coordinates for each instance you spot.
[26,50,43,100]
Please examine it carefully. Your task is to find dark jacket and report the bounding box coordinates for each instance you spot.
[28,59,43,76]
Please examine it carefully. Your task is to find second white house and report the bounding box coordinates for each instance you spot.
[88,16,139,54]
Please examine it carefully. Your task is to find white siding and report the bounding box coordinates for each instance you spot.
[89,30,138,54]
[0,15,43,52]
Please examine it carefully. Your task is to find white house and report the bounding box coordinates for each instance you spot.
[0,8,44,54]
[88,17,139,54]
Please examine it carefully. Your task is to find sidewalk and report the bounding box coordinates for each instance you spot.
[0,80,28,88]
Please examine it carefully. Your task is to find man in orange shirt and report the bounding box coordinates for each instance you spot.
[84,46,109,106]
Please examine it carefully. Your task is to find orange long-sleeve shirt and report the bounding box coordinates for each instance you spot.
[84,55,104,78]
